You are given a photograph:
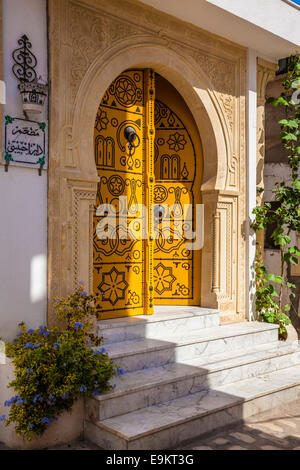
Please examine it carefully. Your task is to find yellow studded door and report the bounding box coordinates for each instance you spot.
[93,70,202,319]
[93,69,149,319]
[153,74,202,305]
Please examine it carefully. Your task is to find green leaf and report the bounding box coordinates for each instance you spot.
[293,180,300,190]
[266,97,275,104]
[267,273,284,284]
[274,96,289,107]
[287,282,296,289]
[281,132,298,141]
[274,275,284,284]
[270,287,279,298]
[288,120,299,128]
[279,119,299,128]
[275,235,290,247]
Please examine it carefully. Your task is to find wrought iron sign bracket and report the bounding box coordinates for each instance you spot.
[5,36,48,173]
[12,34,48,118]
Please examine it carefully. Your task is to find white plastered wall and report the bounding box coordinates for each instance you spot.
[0,0,48,341]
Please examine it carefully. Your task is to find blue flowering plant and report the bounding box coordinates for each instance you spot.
[3,283,121,441]
[53,282,103,346]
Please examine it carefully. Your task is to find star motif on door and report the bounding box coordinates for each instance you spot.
[107,175,125,196]
[167,132,186,152]
[154,263,176,295]
[98,267,129,305]
[95,109,109,132]
[116,78,135,103]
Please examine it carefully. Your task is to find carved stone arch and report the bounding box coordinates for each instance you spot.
[71,41,230,192]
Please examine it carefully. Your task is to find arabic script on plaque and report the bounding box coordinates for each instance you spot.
[4,117,47,167]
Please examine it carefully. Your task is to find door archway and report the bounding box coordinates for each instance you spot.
[93,69,202,319]
[48,37,246,325]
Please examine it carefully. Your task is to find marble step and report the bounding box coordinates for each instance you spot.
[87,342,300,420]
[104,322,279,372]
[85,364,300,450]
[98,307,220,344]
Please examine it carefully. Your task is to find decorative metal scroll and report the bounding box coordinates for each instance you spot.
[12,35,37,83]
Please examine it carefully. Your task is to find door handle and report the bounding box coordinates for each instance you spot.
[124,126,140,151]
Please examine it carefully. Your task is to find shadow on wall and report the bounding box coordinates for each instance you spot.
[290,272,300,340]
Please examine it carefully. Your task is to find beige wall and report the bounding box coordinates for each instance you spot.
[48,0,247,324]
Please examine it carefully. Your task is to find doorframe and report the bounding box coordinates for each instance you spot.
[48,30,246,324]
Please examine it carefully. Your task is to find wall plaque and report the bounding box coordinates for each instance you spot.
[3,116,47,170]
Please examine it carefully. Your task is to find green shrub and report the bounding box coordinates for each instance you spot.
[252,54,300,339]
[1,283,122,441]
[255,258,291,340]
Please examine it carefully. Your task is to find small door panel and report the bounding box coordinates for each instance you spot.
[154,74,202,305]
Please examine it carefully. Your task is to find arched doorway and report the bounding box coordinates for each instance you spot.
[48,35,246,326]
[93,69,202,319]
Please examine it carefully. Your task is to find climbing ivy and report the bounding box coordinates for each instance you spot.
[252,54,300,340]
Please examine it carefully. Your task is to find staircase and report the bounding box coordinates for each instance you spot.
[84,307,300,450]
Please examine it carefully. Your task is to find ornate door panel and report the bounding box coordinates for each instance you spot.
[153,74,202,305]
[93,70,147,319]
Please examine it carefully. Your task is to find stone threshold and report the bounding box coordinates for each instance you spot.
[98,306,219,330]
